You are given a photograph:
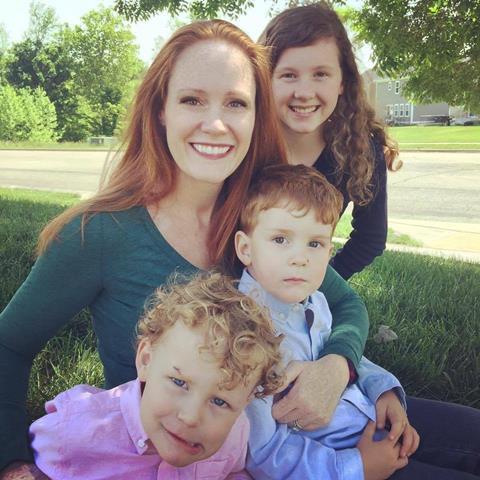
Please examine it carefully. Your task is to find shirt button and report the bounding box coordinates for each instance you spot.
[137,439,146,448]
[278,313,286,321]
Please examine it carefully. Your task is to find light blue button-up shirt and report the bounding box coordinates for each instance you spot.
[239,270,405,480]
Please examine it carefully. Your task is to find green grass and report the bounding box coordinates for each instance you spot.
[0,188,104,419]
[1,187,478,421]
[389,125,480,150]
[2,126,479,152]
[336,213,421,247]
[352,253,480,407]
[0,140,116,151]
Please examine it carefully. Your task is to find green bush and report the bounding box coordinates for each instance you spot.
[0,84,58,142]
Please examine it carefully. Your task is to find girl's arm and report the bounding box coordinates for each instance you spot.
[0,215,103,472]
[330,140,388,280]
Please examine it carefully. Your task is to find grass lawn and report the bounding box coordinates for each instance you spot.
[1,126,479,152]
[1,187,478,420]
[0,140,115,151]
[336,214,421,247]
[389,125,480,150]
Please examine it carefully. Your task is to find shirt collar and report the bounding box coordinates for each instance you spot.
[238,269,309,319]
[120,378,151,455]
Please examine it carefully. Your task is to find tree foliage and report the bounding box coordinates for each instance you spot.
[352,0,480,111]
[0,84,57,142]
[4,5,143,141]
[25,1,61,45]
[62,7,144,137]
[114,0,254,20]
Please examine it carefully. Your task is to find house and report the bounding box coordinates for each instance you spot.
[363,70,450,125]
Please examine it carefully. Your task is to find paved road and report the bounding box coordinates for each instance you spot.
[1,149,479,223]
[387,151,480,223]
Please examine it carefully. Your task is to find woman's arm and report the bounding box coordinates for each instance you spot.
[0,215,103,472]
[319,264,369,367]
[330,140,388,280]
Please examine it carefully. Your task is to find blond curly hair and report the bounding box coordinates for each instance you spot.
[137,271,284,397]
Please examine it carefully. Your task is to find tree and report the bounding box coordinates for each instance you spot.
[114,0,254,20]
[352,0,480,111]
[64,7,144,136]
[6,37,76,139]
[6,5,143,140]
[25,1,61,44]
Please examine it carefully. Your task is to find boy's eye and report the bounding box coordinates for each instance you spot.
[273,236,287,245]
[309,240,321,248]
[212,397,229,408]
[170,377,186,388]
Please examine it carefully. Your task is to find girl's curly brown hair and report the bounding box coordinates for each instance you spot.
[137,271,284,397]
[259,1,401,206]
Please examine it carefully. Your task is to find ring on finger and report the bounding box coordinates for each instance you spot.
[290,419,303,432]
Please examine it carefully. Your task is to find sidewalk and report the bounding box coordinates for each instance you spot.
[386,218,480,263]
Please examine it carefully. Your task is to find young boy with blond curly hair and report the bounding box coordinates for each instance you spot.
[29,272,283,480]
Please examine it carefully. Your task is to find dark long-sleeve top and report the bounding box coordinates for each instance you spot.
[314,140,388,280]
[0,206,369,471]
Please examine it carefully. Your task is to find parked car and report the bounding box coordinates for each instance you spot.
[452,116,480,126]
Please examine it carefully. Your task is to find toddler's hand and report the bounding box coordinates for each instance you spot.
[375,390,420,457]
[357,421,408,480]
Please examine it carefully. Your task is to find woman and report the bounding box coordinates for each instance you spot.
[259,2,400,280]
[259,4,480,479]
[0,19,368,479]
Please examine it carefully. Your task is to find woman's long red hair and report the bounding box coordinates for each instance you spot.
[37,19,286,268]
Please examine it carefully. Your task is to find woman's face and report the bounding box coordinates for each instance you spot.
[272,37,343,139]
[162,40,256,188]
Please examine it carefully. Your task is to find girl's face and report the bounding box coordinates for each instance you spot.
[162,40,256,188]
[272,37,343,140]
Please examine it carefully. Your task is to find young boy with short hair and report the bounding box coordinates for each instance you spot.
[234,164,419,480]
[29,272,283,480]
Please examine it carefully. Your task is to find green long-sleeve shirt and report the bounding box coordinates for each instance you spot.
[0,206,368,470]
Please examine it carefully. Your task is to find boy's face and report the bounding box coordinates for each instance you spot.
[235,206,333,303]
[136,321,258,467]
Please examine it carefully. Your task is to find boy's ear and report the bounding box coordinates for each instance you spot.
[136,338,153,382]
[234,230,252,267]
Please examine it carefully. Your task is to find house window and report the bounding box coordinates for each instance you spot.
[388,81,392,91]
[394,104,399,117]
[405,103,410,117]
[399,104,404,117]
[395,81,400,94]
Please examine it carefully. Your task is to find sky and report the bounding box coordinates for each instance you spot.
[0,0,372,69]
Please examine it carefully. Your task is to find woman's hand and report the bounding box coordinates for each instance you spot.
[375,390,420,458]
[272,354,349,430]
[0,462,49,480]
